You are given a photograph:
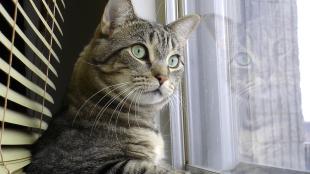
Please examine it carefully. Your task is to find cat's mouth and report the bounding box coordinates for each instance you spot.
[140,83,160,93]
[142,86,172,98]
[137,88,167,105]
[136,81,174,99]
[143,88,162,95]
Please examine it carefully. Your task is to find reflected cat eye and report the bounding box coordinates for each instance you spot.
[131,45,146,59]
[234,52,252,66]
[167,55,180,68]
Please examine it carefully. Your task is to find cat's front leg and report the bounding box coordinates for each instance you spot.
[97,160,190,174]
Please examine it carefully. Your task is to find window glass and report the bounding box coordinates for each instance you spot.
[184,0,310,172]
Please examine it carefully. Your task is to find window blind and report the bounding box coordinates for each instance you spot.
[0,0,64,173]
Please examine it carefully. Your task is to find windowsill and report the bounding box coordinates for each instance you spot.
[186,164,220,174]
[230,162,310,174]
[186,162,310,174]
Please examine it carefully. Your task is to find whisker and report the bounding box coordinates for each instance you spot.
[88,83,128,118]
[159,93,182,131]
[171,92,182,105]
[78,59,101,67]
[106,87,135,127]
[127,89,141,128]
[134,90,143,128]
[72,82,129,126]
[92,86,134,132]
[113,89,137,145]
[103,87,134,137]
[236,82,256,96]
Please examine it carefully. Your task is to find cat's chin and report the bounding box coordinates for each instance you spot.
[138,90,166,105]
[138,89,173,105]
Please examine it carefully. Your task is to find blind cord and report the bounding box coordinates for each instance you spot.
[40,1,57,130]
[0,1,19,173]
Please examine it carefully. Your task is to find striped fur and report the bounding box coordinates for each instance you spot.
[26,0,200,173]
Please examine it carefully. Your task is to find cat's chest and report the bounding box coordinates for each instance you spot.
[127,128,165,164]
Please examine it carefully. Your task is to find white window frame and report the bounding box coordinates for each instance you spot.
[165,0,235,172]
[178,0,236,172]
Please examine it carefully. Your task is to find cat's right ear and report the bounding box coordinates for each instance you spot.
[203,14,235,40]
[100,0,137,36]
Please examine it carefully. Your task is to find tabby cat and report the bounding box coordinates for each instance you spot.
[26,0,200,173]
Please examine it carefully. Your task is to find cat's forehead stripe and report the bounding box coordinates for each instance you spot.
[124,21,178,49]
[147,27,177,54]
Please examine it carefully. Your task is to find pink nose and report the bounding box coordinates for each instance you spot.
[155,75,168,85]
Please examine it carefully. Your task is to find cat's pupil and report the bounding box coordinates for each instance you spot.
[171,59,175,65]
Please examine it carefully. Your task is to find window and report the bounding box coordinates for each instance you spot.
[0,0,64,173]
[1,0,308,173]
[168,0,310,173]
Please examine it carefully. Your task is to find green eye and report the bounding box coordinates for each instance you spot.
[167,55,180,68]
[131,45,146,59]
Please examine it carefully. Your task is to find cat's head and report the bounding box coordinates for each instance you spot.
[203,13,294,101]
[70,0,200,110]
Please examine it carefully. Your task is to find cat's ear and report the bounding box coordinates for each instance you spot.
[100,0,137,35]
[167,14,201,42]
[202,14,236,40]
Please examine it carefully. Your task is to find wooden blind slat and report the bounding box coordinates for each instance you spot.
[0,83,52,117]
[0,107,48,130]
[0,58,54,103]
[11,0,60,62]
[0,129,40,145]
[1,148,31,162]
[0,0,19,172]
[53,0,64,22]
[0,31,56,90]
[28,0,62,48]
[60,0,66,8]
[0,0,65,172]
[0,159,30,173]
[0,4,59,78]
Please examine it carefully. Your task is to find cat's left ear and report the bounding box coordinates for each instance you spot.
[167,14,201,42]
[100,0,137,36]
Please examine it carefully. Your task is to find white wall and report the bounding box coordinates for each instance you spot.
[297,0,310,122]
[132,0,156,22]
